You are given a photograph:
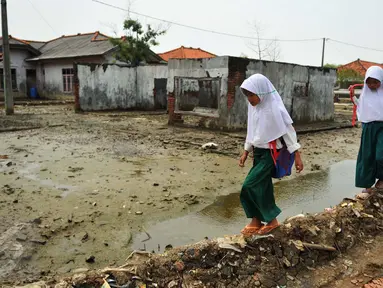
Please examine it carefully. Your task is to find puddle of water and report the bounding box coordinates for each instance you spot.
[18,162,77,197]
[132,160,359,252]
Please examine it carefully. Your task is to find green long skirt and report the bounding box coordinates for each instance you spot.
[240,148,281,223]
[355,121,383,188]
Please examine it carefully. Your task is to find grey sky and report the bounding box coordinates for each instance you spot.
[3,0,383,66]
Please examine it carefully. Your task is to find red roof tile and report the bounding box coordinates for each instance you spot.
[158,46,216,61]
[338,59,383,76]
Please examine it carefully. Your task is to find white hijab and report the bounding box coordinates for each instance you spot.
[241,74,293,145]
[357,66,383,123]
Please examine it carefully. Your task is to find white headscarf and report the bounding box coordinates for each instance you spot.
[241,74,293,145]
[357,66,383,123]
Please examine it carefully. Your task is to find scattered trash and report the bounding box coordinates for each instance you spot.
[218,243,242,253]
[135,211,143,215]
[81,232,89,242]
[286,214,305,222]
[85,255,95,263]
[0,155,9,159]
[201,142,218,150]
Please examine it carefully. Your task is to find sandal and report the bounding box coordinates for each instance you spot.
[241,225,263,236]
[257,224,280,235]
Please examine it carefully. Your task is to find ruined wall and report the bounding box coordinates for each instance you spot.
[0,49,35,99]
[224,57,337,129]
[136,64,168,109]
[77,63,168,111]
[167,57,229,124]
[77,63,136,110]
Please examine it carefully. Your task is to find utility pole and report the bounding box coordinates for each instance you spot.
[321,37,326,68]
[1,0,14,115]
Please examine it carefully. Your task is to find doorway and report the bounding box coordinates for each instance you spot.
[26,69,37,98]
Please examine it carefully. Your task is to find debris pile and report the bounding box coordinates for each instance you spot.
[11,191,383,288]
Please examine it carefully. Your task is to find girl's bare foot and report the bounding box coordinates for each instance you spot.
[357,187,374,200]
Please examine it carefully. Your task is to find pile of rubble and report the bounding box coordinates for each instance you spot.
[11,191,383,288]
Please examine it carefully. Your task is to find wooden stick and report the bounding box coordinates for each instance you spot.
[102,267,136,273]
[302,242,336,252]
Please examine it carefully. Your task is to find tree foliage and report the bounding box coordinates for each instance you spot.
[110,19,166,66]
[323,63,339,69]
[337,68,364,83]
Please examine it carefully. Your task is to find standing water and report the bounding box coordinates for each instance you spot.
[132,160,359,252]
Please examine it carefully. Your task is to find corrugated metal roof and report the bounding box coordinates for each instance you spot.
[0,36,41,55]
[1,32,164,63]
[158,46,216,61]
[28,32,114,61]
[0,36,29,46]
[27,41,46,50]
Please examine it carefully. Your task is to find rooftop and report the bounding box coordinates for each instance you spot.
[1,32,163,63]
[338,59,383,75]
[158,46,216,61]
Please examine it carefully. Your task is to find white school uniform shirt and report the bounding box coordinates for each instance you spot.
[240,74,301,154]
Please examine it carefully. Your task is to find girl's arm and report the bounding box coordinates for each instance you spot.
[282,125,301,153]
[282,125,303,172]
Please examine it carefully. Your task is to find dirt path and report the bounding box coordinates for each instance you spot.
[0,105,362,284]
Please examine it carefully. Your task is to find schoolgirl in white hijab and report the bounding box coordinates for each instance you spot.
[239,74,303,236]
[355,66,383,198]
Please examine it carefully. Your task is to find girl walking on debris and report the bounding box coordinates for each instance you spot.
[356,66,383,199]
[239,74,303,236]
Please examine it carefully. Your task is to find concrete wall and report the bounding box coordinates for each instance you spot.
[0,49,36,99]
[36,56,106,99]
[43,60,74,94]
[168,56,337,130]
[243,58,336,124]
[77,63,168,111]
[137,65,168,108]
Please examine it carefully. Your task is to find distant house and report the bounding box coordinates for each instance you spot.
[158,46,216,61]
[338,59,383,76]
[0,32,163,99]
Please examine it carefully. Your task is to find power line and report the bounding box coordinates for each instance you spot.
[27,0,73,50]
[328,38,383,53]
[91,0,322,43]
[27,0,59,37]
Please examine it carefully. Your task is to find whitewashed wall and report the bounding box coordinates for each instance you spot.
[77,63,168,111]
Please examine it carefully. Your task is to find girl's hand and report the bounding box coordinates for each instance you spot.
[295,151,303,173]
[239,151,249,167]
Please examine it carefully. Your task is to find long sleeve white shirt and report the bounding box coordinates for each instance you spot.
[244,124,301,154]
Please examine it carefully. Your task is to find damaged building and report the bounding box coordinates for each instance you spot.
[167,56,337,129]
[0,32,164,101]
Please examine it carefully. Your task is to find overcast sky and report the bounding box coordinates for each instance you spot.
[2,0,383,66]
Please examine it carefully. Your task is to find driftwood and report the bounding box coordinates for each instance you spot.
[302,242,336,252]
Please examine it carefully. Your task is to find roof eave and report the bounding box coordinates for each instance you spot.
[26,53,107,62]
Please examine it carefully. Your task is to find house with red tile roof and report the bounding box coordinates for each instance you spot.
[0,32,163,99]
[158,46,216,61]
[337,59,383,76]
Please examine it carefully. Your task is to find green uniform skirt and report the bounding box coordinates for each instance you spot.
[240,148,281,223]
[355,121,383,188]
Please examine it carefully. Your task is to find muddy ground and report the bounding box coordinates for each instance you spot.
[0,105,362,285]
